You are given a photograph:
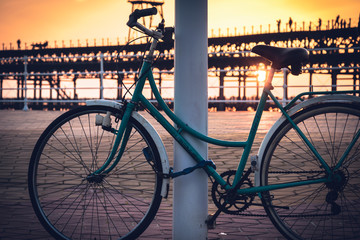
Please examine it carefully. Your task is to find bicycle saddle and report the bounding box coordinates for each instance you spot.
[251,45,309,75]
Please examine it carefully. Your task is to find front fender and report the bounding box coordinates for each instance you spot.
[86,100,170,198]
[255,95,360,187]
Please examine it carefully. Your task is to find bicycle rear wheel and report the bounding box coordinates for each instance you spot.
[260,103,360,240]
[28,105,163,240]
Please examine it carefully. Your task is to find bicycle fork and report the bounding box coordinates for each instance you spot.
[91,102,136,176]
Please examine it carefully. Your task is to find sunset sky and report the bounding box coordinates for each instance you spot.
[0,0,359,48]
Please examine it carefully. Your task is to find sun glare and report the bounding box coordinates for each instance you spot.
[257,70,267,82]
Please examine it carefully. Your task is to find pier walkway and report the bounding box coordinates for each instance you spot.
[0,109,286,239]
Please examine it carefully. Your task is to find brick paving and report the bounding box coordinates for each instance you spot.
[0,109,285,240]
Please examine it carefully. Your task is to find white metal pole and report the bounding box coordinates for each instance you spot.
[100,53,104,99]
[282,68,289,107]
[173,0,208,239]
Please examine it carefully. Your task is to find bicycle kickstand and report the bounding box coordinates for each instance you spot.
[206,208,222,229]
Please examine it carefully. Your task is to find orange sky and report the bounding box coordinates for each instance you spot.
[0,0,359,49]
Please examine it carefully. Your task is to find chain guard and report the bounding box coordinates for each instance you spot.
[211,170,255,215]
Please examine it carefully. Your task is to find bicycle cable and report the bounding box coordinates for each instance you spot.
[114,33,150,102]
[116,23,165,103]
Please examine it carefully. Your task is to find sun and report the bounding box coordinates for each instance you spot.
[257,70,267,82]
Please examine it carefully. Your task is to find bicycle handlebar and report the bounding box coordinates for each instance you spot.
[126,7,164,40]
[127,7,158,28]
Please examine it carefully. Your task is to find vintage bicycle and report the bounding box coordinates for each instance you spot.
[28,8,360,240]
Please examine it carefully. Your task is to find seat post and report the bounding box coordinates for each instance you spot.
[264,68,276,91]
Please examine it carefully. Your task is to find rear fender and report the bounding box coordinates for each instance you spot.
[254,95,360,187]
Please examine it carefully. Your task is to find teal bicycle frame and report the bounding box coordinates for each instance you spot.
[93,38,360,196]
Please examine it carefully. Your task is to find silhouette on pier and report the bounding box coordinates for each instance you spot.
[0,20,359,110]
[31,41,48,50]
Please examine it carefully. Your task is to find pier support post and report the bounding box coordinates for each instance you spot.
[23,56,29,111]
[218,71,225,111]
[0,77,3,100]
[331,72,337,91]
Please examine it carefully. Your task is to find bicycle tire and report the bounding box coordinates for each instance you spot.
[28,105,163,240]
[260,103,360,240]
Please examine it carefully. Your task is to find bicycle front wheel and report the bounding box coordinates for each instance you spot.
[28,105,163,240]
[260,103,360,240]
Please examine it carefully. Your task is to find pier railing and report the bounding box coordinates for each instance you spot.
[0,48,359,111]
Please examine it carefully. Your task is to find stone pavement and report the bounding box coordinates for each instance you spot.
[0,109,285,240]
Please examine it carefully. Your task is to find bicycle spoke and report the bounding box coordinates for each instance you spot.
[261,104,360,239]
[29,106,162,239]
[40,151,86,177]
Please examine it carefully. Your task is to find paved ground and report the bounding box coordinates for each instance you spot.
[0,109,286,240]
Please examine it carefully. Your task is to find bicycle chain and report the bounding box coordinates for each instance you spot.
[268,170,324,174]
[232,212,335,218]
[216,170,333,218]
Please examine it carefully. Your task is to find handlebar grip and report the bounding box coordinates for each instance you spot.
[135,7,157,18]
[127,7,158,27]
